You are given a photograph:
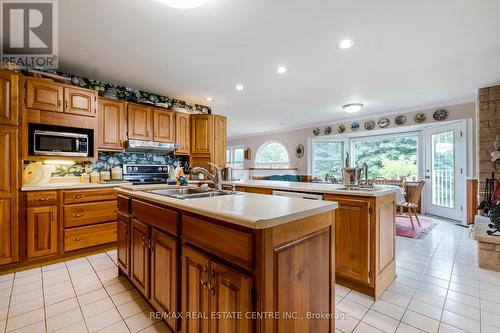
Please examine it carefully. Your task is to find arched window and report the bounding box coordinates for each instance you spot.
[255,141,290,168]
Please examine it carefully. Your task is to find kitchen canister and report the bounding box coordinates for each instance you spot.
[80,173,90,183]
[100,170,111,181]
[90,172,100,183]
[111,166,123,180]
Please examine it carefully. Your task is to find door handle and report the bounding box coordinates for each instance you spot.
[425,176,430,179]
[208,269,216,296]
[200,266,208,289]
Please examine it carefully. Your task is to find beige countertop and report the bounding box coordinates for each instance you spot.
[115,185,338,229]
[21,181,131,191]
[216,179,398,197]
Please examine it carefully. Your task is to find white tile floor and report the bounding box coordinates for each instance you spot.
[0,217,498,333]
[0,251,171,333]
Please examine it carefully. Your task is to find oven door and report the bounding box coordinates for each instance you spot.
[33,130,89,157]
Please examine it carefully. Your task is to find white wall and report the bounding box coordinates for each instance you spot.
[228,102,477,176]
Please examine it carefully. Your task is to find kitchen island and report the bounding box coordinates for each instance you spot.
[115,185,338,333]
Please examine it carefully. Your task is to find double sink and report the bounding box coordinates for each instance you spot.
[148,187,234,200]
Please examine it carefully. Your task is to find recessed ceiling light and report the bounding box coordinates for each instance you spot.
[338,39,354,49]
[343,103,363,113]
[205,97,213,102]
[235,84,244,91]
[276,66,287,74]
[157,0,207,9]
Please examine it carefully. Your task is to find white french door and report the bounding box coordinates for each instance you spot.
[424,122,466,222]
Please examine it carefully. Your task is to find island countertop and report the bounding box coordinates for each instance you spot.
[115,185,338,229]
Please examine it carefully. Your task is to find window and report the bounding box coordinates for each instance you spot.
[255,141,289,168]
[312,140,345,180]
[226,146,245,169]
[352,134,419,180]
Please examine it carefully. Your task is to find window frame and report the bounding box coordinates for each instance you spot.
[226,145,245,170]
[310,138,347,180]
[255,140,290,169]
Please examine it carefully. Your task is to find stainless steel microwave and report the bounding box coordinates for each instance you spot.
[32,130,89,157]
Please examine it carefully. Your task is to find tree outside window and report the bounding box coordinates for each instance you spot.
[255,141,289,168]
[312,140,344,180]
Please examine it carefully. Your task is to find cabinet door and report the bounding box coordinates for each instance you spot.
[182,246,210,333]
[128,104,152,140]
[64,87,97,117]
[27,206,58,259]
[213,116,227,168]
[26,79,64,112]
[191,115,213,154]
[98,98,126,150]
[130,218,150,296]
[153,109,175,143]
[117,213,130,275]
[0,71,19,126]
[332,197,371,284]
[175,112,190,155]
[0,126,18,265]
[210,261,252,333]
[150,229,178,331]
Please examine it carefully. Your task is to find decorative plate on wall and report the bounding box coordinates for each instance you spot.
[378,118,390,128]
[323,126,332,135]
[433,109,449,121]
[337,125,346,133]
[395,115,407,125]
[364,121,376,130]
[414,113,427,123]
[313,128,320,136]
[351,122,360,131]
[295,144,304,159]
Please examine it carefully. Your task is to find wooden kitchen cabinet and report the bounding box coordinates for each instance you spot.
[191,115,213,154]
[128,104,152,141]
[150,229,178,331]
[213,115,227,169]
[190,114,227,170]
[64,86,97,117]
[98,98,126,151]
[0,126,18,265]
[117,212,130,275]
[175,112,190,155]
[0,71,19,126]
[130,218,150,296]
[153,108,175,143]
[26,78,97,117]
[27,206,58,259]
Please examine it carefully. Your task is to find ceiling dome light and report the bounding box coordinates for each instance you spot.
[276,66,287,74]
[157,0,208,9]
[343,103,363,113]
[205,97,213,102]
[338,39,354,49]
[235,84,244,91]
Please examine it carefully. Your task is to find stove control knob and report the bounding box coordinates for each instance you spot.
[158,167,163,172]
[133,167,138,171]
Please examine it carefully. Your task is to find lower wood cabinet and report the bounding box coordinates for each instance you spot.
[64,222,117,252]
[130,218,150,297]
[27,205,58,259]
[117,212,130,275]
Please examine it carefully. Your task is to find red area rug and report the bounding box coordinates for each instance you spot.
[396,215,437,238]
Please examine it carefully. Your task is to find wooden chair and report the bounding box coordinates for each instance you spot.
[370,177,407,189]
[396,180,425,230]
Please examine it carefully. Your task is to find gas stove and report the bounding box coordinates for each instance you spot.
[123,164,173,185]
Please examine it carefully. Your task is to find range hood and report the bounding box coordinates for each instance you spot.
[125,140,179,153]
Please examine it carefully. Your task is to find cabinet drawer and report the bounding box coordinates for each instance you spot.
[26,191,58,207]
[182,215,253,270]
[132,200,178,237]
[63,188,117,204]
[64,222,117,252]
[64,201,117,228]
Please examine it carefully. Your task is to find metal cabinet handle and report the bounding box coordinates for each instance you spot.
[71,194,86,199]
[141,236,146,246]
[72,213,84,218]
[58,99,62,107]
[37,197,49,202]
[200,266,208,289]
[148,239,153,250]
[51,212,56,221]
[65,99,69,109]
[73,237,82,242]
[207,269,216,295]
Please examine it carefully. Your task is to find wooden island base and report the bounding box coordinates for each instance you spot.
[117,194,336,333]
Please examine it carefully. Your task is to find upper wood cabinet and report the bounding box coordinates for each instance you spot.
[213,115,227,169]
[26,79,64,113]
[128,104,152,141]
[190,114,227,169]
[175,112,190,155]
[64,86,96,117]
[0,126,18,266]
[153,108,175,143]
[0,71,19,126]
[26,78,97,117]
[130,218,150,296]
[98,98,126,151]
[27,205,58,259]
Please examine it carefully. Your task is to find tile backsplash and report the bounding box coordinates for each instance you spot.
[48,152,184,177]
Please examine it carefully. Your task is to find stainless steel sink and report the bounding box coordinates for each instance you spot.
[147,188,234,200]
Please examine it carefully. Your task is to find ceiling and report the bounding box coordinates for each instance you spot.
[59,0,500,138]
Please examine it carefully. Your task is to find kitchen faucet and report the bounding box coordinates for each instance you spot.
[191,162,223,191]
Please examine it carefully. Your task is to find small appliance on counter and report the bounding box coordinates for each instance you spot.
[222,166,235,181]
[341,163,370,189]
[123,164,173,185]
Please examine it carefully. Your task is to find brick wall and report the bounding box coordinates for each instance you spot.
[478,85,500,201]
